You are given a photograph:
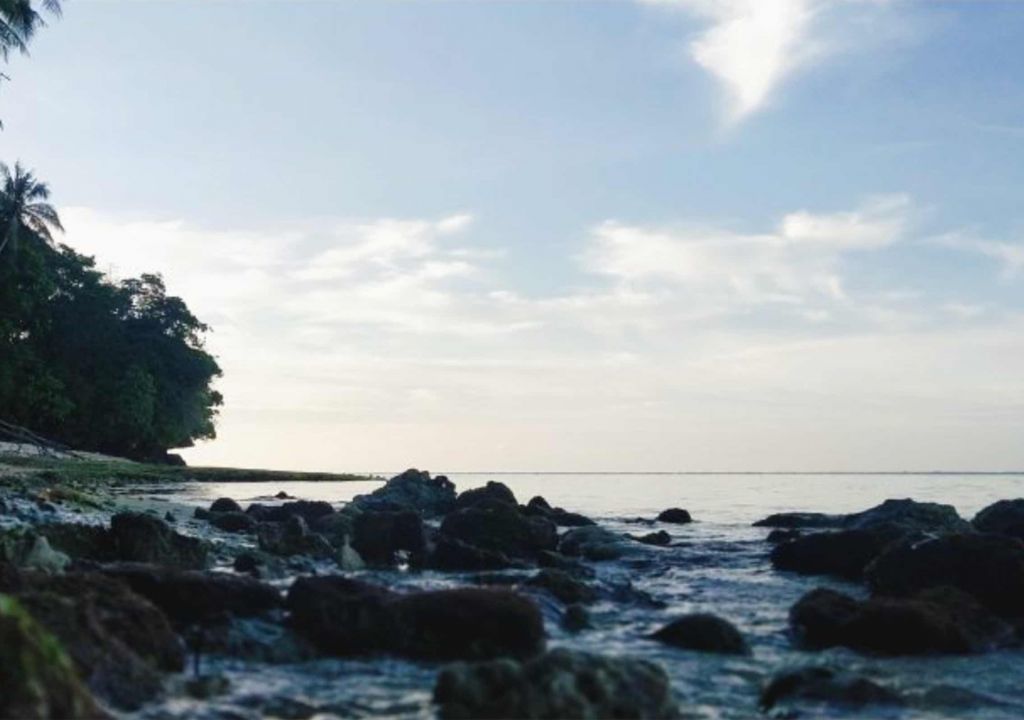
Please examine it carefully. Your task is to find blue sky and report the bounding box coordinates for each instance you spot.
[3,0,1024,471]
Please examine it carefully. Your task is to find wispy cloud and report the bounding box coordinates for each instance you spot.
[933,231,1024,279]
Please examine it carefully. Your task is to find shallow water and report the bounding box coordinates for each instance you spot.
[132,473,1024,719]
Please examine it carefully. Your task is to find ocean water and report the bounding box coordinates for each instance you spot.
[135,472,1024,720]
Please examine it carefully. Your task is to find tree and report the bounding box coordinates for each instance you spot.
[0,161,63,259]
[0,0,61,60]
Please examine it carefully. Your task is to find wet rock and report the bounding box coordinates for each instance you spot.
[184,674,230,700]
[434,647,678,720]
[455,481,518,510]
[287,576,545,661]
[753,512,843,528]
[865,533,1024,617]
[247,500,335,524]
[350,468,456,517]
[210,498,243,514]
[0,594,103,720]
[525,569,598,604]
[766,529,801,544]
[0,529,70,574]
[13,572,184,710]
[208,511,256,534]
[29,523,111,564]
[101,562,281,624]
[770,527,900,580]
[536,551,595,579]
[656,508,692,524]
[440,501,558,560]
[109,512,209,570]
[309,510,358,548]
[426,536,526,571]
[760,667,902,712]
[351,509,425,565]
[163,512,175,524]
[650,613,748,655]
[233,552,262,575]
[790,586,1014,654]
[523,496,595,527]
[257,516,335,558]
[559,525,633,561]
[846,499,971,534]
[561,604,591,632]
[973,499,1024,540]
[633,531,671,547]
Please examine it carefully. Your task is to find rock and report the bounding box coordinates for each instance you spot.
[633,531,671,547]
[351,509,425,565]
[233,552,262,575]
[973,499,1024,540]
[434,648,678,720]
[14,572,184,710]
[790,586,1014,654]
[109,512,209,569]
[208,511,256,533]
[766,529,801,544]
[865,533,1024,617]
[650,613,748,655]
[184,674,230,700]
[455,482,518,510]
[163,512,175,524]
[440,501,558,560]
[523,496,595,527]
[287,576,544,661]
[210,498,243,514]
[309,510,357,547]
[257,516,335,558]
[525,569,598,604]
[753,512,843,528]
[770,528,900,580]
[34,523,111,563]
[536,551,595,579]
[559,525,632,561]
[247,500,334,524]
[426,536,526,571]
[349,469,456,517]
[656,508,692,524]
[0,594,103,719]
[1,530,71,574]
[760,667,902,711]
[275,491,295,499]
[845,499,971,534]
[562,604,591,633]
[101,563,281,624]
[526,496,552,513]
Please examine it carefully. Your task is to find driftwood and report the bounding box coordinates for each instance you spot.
[0,419,76,458]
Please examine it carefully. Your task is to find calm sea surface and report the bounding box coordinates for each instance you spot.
[133,473,1024,720]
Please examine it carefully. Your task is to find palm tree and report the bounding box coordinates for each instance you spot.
[0,0,60,60]
[0,161,63,259]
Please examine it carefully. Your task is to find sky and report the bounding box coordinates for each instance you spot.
[2,0,1024,472]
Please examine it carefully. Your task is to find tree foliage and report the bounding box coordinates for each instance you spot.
[0,165,223,459]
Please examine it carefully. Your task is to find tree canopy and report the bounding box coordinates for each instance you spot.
[0,165,223,460]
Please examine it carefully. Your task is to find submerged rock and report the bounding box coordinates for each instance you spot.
[426,536,527,572]
[755,499,970,534]
[656,508,692,525]
[101,562,281,624]
[633,531,671,547]
[753,512,843,529]
[287,576,544,661]
[865,533,1024,617]
[973,499,1024,540]
[790,586,1014,655]
[770,527,900,580]
[559,525,633,561]
[760,667,902,712]
[0,594,103,719]
[650,613,748,655]
[349,468,456,517]
[433,647,678,719]
[440,501,558,560]
[525,569,598,604]
[561,604,591,633]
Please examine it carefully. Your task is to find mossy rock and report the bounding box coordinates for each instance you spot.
[0,594,104,719]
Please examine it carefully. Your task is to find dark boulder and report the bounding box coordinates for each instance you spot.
[760,667,902,712]
[524,496,596,527]
[790,586,1014,655]
[349,469,456,517]
[13,572,184,710]
[101,563,281,624]
[433,647,678,720]
[525,569,598,604]
[633,531,671,547]
[455,481,517,510]
[208,511,256,534]
[0,595,103,720]
[753,512,843,529]
[257,516,335,558]
[559,525,633,561]
[210,498,243,514]
[247,500,334,524]
[351,509,425,565]
[865,533,1024,617]
[766,529,801,544]
[536,551,595,579]
[973,499,1024,540]
[650,613,748,655]
[34,523,113,563]
[770,528,899,580]
[561,604,591,633]
[287,576,544,661]
[656,508,692,524]
[440,501,557,560]
[846,499,971,534]
[425,536,526,571]
[233,552,262,575]
[109,512,208,570]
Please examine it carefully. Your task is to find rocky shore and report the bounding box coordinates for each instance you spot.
[2,463,1024,719]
